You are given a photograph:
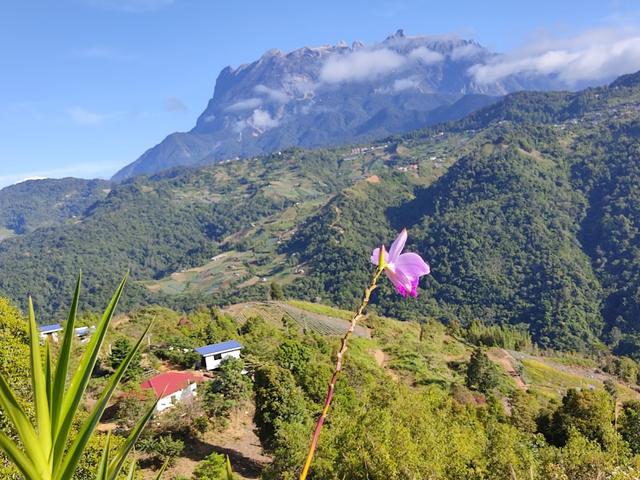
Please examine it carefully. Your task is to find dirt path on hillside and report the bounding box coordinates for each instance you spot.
[146,401,270,480]
[371,348,399,381]
[488,348,528,389]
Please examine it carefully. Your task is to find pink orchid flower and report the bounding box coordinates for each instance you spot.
[371,228,430,298]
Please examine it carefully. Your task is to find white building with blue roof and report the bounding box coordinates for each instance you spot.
[38,323,63,342]
[195,340,242,371]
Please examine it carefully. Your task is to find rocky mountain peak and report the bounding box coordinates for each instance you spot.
[111,30,561,182]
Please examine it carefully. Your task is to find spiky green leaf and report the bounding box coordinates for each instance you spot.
[56,317,152,480]
[27,298,52,455]
[51,274,81,435]
[108,397,158,480]
[53,274,127,468]
[96,431,111,480]
[0,431,41,479]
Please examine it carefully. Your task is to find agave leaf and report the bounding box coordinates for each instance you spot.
[0,373,43,466]
[226,455,235,480]
[96,431,111,480]
[125,460,136,480]
[51,274,81,435]
[153,460,169,480]
[56,318,153,480]
[45,340,53,420]
[27,298,52,455]
[53,274,127,468]
[108,396,159,480]
[0,431,41,479]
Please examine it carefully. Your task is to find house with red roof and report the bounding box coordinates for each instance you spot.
[140,371,206,412]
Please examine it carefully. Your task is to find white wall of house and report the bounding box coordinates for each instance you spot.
[203,349,241,371]
[155,382,198,412]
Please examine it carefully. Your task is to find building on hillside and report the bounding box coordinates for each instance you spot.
[196,340,242,371]
[39,323,63,342]
[74,325,96,343]
[140,371,205,412]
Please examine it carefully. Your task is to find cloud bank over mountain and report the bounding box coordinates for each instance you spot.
[112,28,640,181]
[470,26,640,85]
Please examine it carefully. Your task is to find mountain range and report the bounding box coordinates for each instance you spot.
[112,30,562,181]
[2,71,640,357]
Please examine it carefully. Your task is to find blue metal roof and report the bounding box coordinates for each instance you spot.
[195,340,242,356]
[39,323,62,333]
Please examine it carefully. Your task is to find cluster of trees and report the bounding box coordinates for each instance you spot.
[7,290,640,478]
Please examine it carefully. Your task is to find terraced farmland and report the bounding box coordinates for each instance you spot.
[223,301,371,338]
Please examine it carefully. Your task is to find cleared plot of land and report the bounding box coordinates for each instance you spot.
[142,401,270,480]
[223,301,371,338]
[144,250,297,296]
[510,351,640,402]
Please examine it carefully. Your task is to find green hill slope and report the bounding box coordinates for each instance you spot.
[2,74,640,354]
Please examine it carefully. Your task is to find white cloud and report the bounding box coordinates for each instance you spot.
[163,96,187,112]
[66,106,105,126]
[408,46,444,65]
[392,77,421,92]
[254,84,290,103]
[450,43,485,61]
[320,48,407,83]
[232,119,247,133]
[250,109,279,130]
[469,26,640,85]
[225,98,262,112]
[84,0,175,12]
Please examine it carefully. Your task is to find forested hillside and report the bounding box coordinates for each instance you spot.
[2,73,640,355]
[0,178,110,237]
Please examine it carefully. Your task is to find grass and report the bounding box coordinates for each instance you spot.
[520,359,639,402]
[286,300,353,321]
[541,353,598,369]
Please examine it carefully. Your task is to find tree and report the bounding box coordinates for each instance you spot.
[619,400,640,454]
[465,348,500,393]
[114,388,155,431]
[254,365,308,448]
[138,435,184,467]
[193,452,228,479]
[509,390,539,434]
[203,357,250,420]
[270,282,285,301]
[541,388,616,449]
[275,340,311,378]
[109,337,143,381]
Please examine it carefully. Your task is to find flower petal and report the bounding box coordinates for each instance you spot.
[395,252,430,278]
[385,267,412,298]
[409,277,419,297]
[371,245,386,266]
[388,229,407,262]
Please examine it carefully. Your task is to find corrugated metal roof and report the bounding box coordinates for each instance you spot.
[140,371,205,398]
[39,323,62,333]
[195,340,242,357]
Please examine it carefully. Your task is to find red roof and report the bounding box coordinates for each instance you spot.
[140,371,205,398]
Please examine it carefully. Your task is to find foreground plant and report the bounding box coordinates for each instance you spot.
[299,229,430,479]
[0,274,157,479]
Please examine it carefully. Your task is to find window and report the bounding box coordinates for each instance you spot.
[213,353,222,360]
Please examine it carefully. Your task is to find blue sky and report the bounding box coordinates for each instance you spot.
[1,0,639,188]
